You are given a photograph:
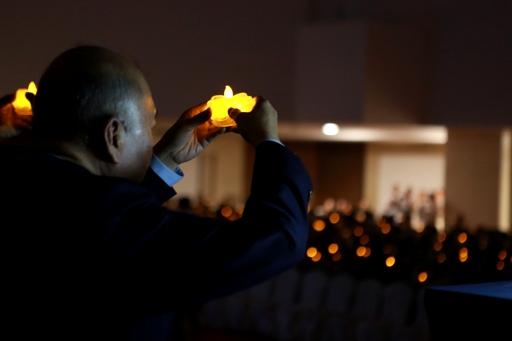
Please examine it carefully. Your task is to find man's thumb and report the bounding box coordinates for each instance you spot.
[228,108,241,121]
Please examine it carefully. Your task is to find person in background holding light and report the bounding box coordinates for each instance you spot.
[0,46,312,341]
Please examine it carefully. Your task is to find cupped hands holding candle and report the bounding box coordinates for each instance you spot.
[207,85,256,127]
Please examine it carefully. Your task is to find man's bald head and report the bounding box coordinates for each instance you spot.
[33,46,148,143]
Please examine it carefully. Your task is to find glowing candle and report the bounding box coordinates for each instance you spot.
[207,85,256,127]
[12,81,37,116]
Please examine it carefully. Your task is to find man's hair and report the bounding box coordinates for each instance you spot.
[33,46,144,142]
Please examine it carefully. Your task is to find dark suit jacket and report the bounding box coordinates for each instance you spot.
[1,141,312,341]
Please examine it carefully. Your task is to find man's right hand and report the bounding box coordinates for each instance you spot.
[229,97,280,148]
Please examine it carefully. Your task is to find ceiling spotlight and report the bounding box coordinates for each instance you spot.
[322,123,339,136]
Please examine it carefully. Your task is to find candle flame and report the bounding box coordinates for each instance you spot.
[27,81,37,94]
[224,85,233,98]
[12,81,37,115]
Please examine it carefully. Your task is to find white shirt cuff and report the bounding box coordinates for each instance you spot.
[149,154,183,187]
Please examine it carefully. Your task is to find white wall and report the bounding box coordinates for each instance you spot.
[364,144,446,226]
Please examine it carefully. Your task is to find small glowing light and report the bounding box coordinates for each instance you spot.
[416,225,425,233]
[354,226,364,237]
[386,256,395,267]
[355,211,366,223]
[498,250,507,260]
[364,247,371,258]
[434,241,443,251]
[356,246,366,257]
[459,248,468,262]
[383,244,392,254]
[312,252,322,262]
[418,272,428,283]
[437,233,447,242]
[360,234,370,245]
[458,232,467,243]
[221,206,233,218]
[437,253,446,263]
[332,252,342,261]
[496,261,505,270]
[322,123,339,136]
[381,224,391,234]
[313,220,326,232]
[307,247,318,258]
[329,213,340,224]
[328,243,339,254]
[341,228,351,238]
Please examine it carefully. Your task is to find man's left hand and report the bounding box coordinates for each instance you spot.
[153,102,227,170]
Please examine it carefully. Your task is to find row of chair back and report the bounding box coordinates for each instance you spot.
[199,268,429,341]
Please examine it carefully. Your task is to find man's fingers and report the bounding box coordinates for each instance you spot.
[181,109,211,130]
[205,127,226,142]
[0,94,15,108]
[228,108,241,121]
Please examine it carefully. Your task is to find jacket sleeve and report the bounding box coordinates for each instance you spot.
[140,166,177,203]
[100,141,313,311]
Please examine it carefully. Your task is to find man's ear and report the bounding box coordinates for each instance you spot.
[103,117,125,164]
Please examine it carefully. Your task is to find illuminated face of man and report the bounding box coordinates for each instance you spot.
[116,76,156,183]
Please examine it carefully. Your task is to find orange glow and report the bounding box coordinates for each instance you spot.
[364,247,371,258]
[437,253,446,263]
[434,241,443,251]
[313,220,326,232]
[312,252,322,262]
[332,252,342,261]
[458,232,467,243]
[418,272,428,283]
[416,225,425,233]
[459,248,468,262]
[381,223,391,234]
[328,243,339,254]
[306,247,318,258]
[354,226,364,237]
[355,211,366,223]
[341,228,351,238]
[329,213,340,224]
[437,232,446,242]
[498,250,507,260]
[386,256,395,267]
[360,234,370,245]
[221,206,233,218]
[356,246,366,257]
[383,244,392,254]
[497,261,505,270]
